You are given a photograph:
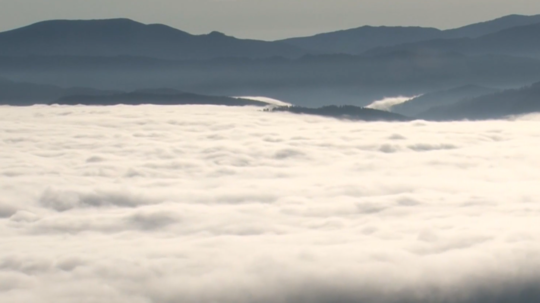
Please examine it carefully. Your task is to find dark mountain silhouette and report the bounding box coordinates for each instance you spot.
[132,88,185,95]
[443,14,540,38]
[280,27,442,55]
[0,78,267,107]
[267,105,411,121]
[392,85,499,116]
[420,82,540,120]
[0,19,305,60]
[54,92,266,106]
[365,22,540,59]
[2,51,540,107]
[0,78,117,105]
[279,14,540,55]
[0,54,173,72]
[2,15,538,61]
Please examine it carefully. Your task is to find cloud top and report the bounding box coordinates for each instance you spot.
[1,105,540,302]
[366,95,417,111]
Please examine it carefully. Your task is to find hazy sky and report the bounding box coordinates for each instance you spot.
[2,0,540,39]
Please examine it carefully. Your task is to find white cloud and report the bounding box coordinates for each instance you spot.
[366,95,418,111]
[1,105,540,302]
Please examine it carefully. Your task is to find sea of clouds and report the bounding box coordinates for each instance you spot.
[1,104,540,303]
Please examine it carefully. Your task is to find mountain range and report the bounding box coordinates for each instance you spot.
[280,14,540,55]
[365,22,540,59]
[3,51,540,107]
[2,14,540,119]
[0,19,304,60]
[0,78,264,107]
[2,14,540,60]
[392,85,500,117]
[419,81,540,120]
[0,77,117,105]
[268,105,411,122]
[55,91,265,107]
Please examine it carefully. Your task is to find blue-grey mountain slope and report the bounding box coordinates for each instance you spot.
[279,14,540,55]
[420,82,540,120]
[279,26,442,55]
[392,85,500,116]
[0,78,266,107]
[443,14,540,38]
[0,19,305,60]
[267,105,411,121]
[0,77,117,105]
[2,51,540,107]
[54,91,266,106]
[365,22,540,59]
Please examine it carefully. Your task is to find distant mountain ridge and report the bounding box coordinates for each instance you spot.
[2,50,540,107]
[2,14,540,60]
[55,92,266,106]
[442,14,540,38]
[420,82,540,120]
[0,78,267,107]
[280,27,442,55]
[267,105,411,122]
[0,19,305,60]
[3,15,540,109]
[392,85,500,117]
[280,14,540,55]
[365,22,540,59]
[0,78,117,105]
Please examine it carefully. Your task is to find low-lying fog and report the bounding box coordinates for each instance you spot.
[1,105,540,303]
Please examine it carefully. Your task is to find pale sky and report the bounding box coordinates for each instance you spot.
[2,0,540,40]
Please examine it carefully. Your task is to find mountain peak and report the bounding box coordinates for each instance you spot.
[28,18,144,28]
[0,18,305,60]
[444,14,540,38]
[208,31,227,37]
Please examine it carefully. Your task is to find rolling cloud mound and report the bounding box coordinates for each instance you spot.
[1,105,540,303]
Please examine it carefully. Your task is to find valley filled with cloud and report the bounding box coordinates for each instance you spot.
[1,105,540,303]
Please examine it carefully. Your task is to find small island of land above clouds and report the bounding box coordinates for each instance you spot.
[265,105,412,122]
[53,91,267,107]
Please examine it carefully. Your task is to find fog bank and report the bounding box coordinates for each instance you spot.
[1,105,540,303]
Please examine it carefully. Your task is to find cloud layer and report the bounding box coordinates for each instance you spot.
[1,105,540,303]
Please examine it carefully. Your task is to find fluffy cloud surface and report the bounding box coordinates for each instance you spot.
[1,105,540,303]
